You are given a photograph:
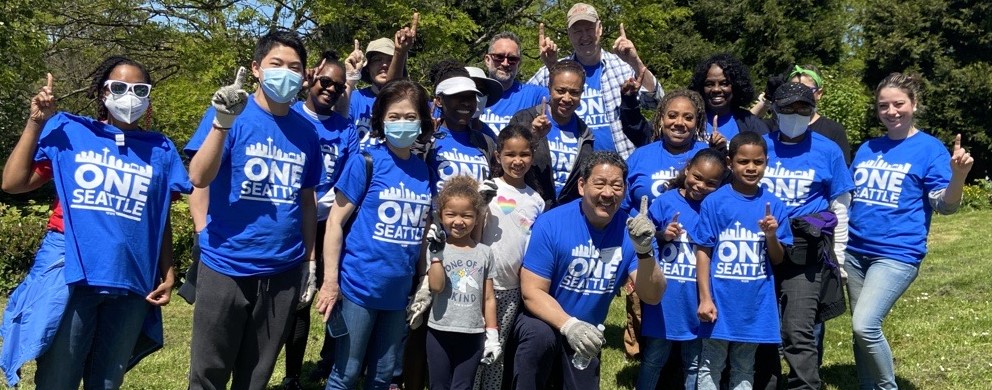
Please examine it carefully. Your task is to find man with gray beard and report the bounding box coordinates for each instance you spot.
[480,32,549,137]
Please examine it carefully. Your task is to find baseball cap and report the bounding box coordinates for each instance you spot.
[773,82,816,110]
[567,3,600,28]
[465,67,503,107]
[365,38,395,56]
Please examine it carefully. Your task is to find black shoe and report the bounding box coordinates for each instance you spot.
[307,361,331,382]
[281,377,304,390]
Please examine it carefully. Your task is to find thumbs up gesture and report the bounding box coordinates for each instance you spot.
[627,196,656,255]
[30,73,57,124]
[531,96,552,138]
[538,23,559,69]
[212,67,249,129]
[950,134,974,175]
[662,212,683,242]
[758,202,779,236]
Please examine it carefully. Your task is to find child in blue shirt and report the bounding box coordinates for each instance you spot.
[694,132,792,390]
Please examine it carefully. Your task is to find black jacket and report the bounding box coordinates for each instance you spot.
[509,105,594,209]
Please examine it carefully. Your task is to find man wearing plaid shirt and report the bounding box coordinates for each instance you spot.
[528,2,663,159]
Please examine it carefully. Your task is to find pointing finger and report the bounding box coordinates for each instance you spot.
[639,195,649,216]
[712,114,719,133]
[954,133,962,151]
[619,23,626,39]
[539,96,547,115]
[46,73,54,91]
[672,212,680,224]
[539,23,545,43]
[233,66,247,87]
[411,12,420,34]
[765,202,772,217]
[354,39,360,52]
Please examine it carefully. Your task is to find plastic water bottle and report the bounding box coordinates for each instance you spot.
[571,324,605,370]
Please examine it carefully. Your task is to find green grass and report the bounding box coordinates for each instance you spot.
[4,211,992,389]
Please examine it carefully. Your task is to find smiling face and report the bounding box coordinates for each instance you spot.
[659,96,699,150]
[485,38,521,85]
[549,71,584,121]
[876,87,916,133]
[441,195,478,239]
[567,20,602,60]
[251,43,304,81]
[729,144,767,192]
[703,64,733,114]
[308,63,346,112]
[682,160,725,201]
[498,136,534,182]
[437,90,479,130]
[578,163,625,228]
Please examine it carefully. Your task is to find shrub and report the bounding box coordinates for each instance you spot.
[0,202,49,294]
[961,178,992,211]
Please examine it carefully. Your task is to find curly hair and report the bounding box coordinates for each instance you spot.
[688,53,756,110]
[86,56,152,121]
[437,175,486,213]
[429,59,470,90]
[651,89,707,143]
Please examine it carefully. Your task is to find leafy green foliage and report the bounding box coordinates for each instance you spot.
[0,203,48,294]
[961,178,992,211]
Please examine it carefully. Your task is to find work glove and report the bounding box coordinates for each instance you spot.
[212,66,249,129]
[298,261,318,310]
[627,196,656,255]
[560,317,605,358]
[406,276,432,328]
[479,179,499,206]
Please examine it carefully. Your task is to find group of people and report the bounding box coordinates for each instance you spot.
[0,3,975,390]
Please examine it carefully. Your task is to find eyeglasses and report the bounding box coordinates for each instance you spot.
[778,106,815,116]
[487,53,521,65]
[315,76,346,91]
[104,80,151,98]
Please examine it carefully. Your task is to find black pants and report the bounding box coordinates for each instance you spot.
[426,328,483,390]
[188,262,302,390]
[283,221,333,379]
[509,310,601,390]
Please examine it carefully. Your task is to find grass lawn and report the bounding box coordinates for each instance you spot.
[3,211,991,389]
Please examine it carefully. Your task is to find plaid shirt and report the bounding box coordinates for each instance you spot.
[528,50,663,159]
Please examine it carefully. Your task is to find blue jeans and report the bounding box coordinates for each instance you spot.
[844,252,919,390]
[35,287,149,390]
[636,337,701,390]
[698,339,757,390]
[326,296,407,390]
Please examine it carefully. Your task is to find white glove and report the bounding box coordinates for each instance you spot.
[481,328,501,364]
[298,261,318,310]
[406,276,432,328]
[627,196,656,255]
[212,67,249,129]
[479,179,498,206]
[560,317,605,357]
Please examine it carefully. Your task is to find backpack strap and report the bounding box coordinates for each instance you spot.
[344,150,373,231]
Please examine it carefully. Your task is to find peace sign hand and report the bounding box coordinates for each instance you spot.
[211,67,249,129]
[621,67,646,96]
[950,134,974,175]
[758,202,779,236]
[612,23,642,69]
[538,23,558,69]
[395,12,419,53]
[627,196,657,255]
[30,73,57,124]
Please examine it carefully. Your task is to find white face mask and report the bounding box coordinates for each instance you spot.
[105,93,149,124]
[777,113,811,138]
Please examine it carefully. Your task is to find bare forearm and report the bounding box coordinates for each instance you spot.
[188,128,228,187]
[189,187,209,232]
[633,254,665,305]
[158,214,176,285]
[696,248,713,302]
[428,262,445,293]
[2,119,45,193]
[322,219,344,286]
[484,281,497,328]
[766,237,785,265]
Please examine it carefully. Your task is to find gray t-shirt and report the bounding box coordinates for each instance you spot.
[428,243,494,333]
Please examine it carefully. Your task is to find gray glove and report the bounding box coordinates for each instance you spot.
[298,261,318,310]
[427,211,446,260]
[406,276,432,328]
[627,195,656,255]
[211,67,249,129]
[479,179,498,206]
[560,317,605,357]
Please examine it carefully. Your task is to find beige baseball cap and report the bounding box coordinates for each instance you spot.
[567,3,599,28]
[365,38,395,56]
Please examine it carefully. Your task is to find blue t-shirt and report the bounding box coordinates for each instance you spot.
[578,63,614,152]
[291,101,360,220]
[762,132,854,218]
[546,113,581,197]
[427,126,492,195]
[694,185,792,343]
[184,98,323,277]
[35,112,189,295]
[848,132,951,264]
[624,140,709,212]
[643,189,704,340]
[705,113,741,140]
[336,144,431,310]
[349,87,382,150]
[480,81,549,136]
[522,199,638,325]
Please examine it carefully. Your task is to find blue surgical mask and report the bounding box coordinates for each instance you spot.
[777,113,811,139]
[384,120,421,148]
[260,67,302,103]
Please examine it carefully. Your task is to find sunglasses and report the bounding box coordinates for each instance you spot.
[103,80,151,98]
[487,53,521,65]
[315,76,346,91]
[778,106,815,116]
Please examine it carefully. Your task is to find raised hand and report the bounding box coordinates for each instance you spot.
[758,202,779,236]
[612,23,642,69]
[662,212,683,242]
[30,73,57,123]
[621,66,646,96]
[950,134,974,174]
[427,210,447,258]
[211,67,249,129]
[708,114,727,148]
[479,179,499,206]
[531,96,551,138]
[302,58,326,90]
[395,12,420,52]
[627,196,656,255]
[538,23,558,69]
[345,39,366,79]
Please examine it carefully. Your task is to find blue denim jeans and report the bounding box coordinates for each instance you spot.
[636,337,702,390]
[698,339,757,390]
[35,287,149,390]
[326,296,407,390]
[844,251,919,390]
